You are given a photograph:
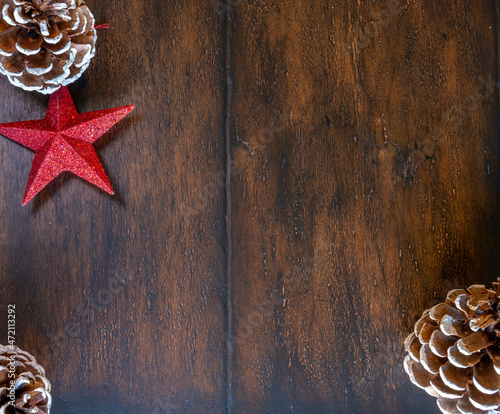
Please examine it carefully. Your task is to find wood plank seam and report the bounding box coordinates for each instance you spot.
[224,0,235,413]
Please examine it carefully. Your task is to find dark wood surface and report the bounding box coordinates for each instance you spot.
[0,1,499,413]
[0,1,228,413]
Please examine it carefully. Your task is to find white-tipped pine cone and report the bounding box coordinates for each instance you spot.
[0,345,51,414]
[404,279,500,414]
[0,0,96,94]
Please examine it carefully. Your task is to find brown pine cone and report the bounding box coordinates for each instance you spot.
[0,345,51,414]
[404,279,500,413]
[0,0,96,94]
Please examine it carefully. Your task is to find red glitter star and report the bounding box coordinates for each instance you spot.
[0,87,134,205]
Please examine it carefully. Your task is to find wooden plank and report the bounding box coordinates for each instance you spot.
[229,0,500,412]
[0,0,228,413]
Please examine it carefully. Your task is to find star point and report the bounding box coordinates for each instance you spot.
[0,87,134,205]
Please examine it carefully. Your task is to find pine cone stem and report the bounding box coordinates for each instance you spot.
[0,0,97,94]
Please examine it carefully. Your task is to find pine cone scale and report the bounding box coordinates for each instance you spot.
[25,50,51,74]
[473,356,500,395]
[1,52,23,75]
[457,331,492,356]
[470,382,500,410]
[0,27,18,55]
[16,30,43,54]
[39,22,60,40]
[440,362,471,391]
[431,376,464,399]
[430,330,457,358]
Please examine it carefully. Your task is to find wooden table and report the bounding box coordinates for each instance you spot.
[0,1,498,413]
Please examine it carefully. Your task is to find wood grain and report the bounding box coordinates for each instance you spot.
[229,0,500,413]
[0,1,228,413]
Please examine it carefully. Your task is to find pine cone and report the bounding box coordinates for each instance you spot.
[404,279,500,413]
[0,345,51,414]
[0,0,96,94]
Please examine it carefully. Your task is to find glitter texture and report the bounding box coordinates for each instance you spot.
[0,87,135,205]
